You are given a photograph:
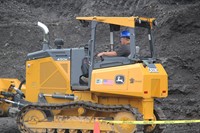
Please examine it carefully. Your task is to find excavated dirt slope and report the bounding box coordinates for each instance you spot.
[0,0,200,132]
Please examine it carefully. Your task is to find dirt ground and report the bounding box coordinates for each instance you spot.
[0,0,200,132]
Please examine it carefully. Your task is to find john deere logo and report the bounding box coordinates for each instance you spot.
[115,75,125,84]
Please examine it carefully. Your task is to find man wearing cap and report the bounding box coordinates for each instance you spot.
[81,30,131,83]
[97,30,130,57]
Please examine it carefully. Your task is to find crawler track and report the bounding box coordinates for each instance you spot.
[17,101,143,133]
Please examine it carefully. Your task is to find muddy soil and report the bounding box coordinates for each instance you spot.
[0,0,200,132]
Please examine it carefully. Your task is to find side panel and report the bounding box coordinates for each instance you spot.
[90,63,168,98]
[91,66,129,93]
[144,64,168,98]
[25,57,71,103]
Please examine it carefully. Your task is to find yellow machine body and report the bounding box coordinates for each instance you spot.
[23,55,167,120]
[0,78,25,115]
[91,63,167,98]
[25,57,72,103]
[0,17,168,132]
[0,78,25,93]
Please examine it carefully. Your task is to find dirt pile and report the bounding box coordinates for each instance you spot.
[0,0,200,132]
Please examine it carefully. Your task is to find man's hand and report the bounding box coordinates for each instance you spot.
[97,52,104,57]
[97,51,117,57]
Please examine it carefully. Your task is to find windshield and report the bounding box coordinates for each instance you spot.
[135,27,153,59]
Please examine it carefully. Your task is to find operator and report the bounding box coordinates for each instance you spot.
[80,30,131,84]
[97,30,130,57]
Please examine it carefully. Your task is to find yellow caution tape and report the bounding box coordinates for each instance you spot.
[99,120,200,125]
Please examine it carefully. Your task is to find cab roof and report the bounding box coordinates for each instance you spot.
[76,16,156,28]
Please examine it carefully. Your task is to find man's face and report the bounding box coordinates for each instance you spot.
[120,37,130,45]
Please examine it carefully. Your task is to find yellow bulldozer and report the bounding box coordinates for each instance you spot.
[0,16,168,133]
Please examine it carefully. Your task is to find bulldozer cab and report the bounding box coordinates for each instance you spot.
[71,16,157,90]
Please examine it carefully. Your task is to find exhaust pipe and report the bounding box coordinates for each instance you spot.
[37,22,50,50]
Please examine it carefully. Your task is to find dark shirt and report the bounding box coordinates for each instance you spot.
[115,45,130,57]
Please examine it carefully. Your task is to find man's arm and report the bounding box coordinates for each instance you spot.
[97,51,117,57]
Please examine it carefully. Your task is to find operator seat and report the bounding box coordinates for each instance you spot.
[81,57,89,76]
[79,57,89,85]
